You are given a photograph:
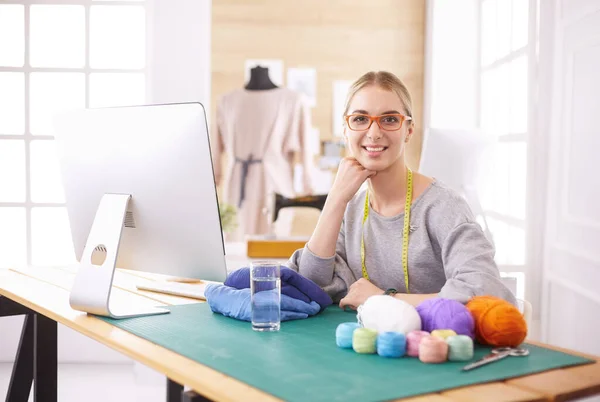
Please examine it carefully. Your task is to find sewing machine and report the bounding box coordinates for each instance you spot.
[246,192,328,258]
[270,193,328,223]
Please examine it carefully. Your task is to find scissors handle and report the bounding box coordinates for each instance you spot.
[462,351,509,371]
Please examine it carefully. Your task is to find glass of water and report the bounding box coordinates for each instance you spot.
[250,261,281,332]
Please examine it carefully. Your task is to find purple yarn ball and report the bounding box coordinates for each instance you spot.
[416,298,475,339]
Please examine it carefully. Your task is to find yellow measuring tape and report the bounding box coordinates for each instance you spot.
[360,168,413,293]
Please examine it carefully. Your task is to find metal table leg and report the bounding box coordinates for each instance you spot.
[1,297,58,402]
[167,379,213,402]
[167,378,184,402]
[34,313,57,402]
[182,390,213,402]
[6,314,34,402]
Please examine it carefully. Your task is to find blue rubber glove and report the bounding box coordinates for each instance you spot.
[224,267,333,310]
[204,284,320,322]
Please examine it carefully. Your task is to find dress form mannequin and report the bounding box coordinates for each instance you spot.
[245,66,278,90]
[215,65,314,240]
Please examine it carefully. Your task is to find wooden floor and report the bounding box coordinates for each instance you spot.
[0,363,166,402]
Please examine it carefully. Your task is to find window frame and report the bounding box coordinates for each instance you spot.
[0,0,146,267]
[476,0,538,300]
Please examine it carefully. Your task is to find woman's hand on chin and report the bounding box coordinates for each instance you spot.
[329,157,376,205]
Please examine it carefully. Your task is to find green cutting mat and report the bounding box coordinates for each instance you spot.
[101,303,593,402]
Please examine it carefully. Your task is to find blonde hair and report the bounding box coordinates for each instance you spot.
[343,71,413,119]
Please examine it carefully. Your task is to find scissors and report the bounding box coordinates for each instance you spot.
[462,347,529,371]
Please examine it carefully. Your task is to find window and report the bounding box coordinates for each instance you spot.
[0,1,146,269]
[426,0,535,298]
[478,0,533,298]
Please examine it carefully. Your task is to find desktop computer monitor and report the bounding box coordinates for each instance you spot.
[52,102,228,318]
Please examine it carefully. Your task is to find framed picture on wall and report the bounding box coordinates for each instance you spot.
[332,80,352,137]
[287,67,317,107]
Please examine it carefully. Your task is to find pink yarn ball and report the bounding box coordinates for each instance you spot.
[406,330,430,357]
[416,298,475,339]
[419,335,448,363]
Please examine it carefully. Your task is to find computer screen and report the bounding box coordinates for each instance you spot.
[52,103,228,317]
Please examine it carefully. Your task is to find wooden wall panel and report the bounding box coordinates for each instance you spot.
[212,0,426,166]
[211,0,426,235]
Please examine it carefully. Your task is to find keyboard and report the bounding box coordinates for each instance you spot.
[136,281,220,300]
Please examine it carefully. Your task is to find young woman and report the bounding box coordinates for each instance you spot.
[287,71,517,310]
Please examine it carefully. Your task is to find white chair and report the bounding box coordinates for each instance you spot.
[516,298,533,328]
[499,277,531,327]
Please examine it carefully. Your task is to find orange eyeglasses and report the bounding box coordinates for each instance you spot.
[344,113,412,131]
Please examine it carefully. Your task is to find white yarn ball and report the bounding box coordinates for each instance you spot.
[357,295,422,334]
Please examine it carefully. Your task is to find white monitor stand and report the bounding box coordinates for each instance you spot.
[69,193,169,318]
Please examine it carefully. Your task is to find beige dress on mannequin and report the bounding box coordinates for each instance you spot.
[211,87,314,241]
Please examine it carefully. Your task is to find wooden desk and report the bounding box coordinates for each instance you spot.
[1,265,599,402]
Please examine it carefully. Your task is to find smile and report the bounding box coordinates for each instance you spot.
[362,146,387,152]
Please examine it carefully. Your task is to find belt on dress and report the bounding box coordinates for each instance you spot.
[234,153,262,208]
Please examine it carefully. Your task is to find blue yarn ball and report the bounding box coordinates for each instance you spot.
[376,332,407,358]
[336,322,360,348]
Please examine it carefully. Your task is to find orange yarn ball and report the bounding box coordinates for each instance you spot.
[466,296,527,347]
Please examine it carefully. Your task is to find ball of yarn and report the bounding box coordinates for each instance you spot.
[466,295,527,347]
[353,328,378,354]
[446,335,474,361]
[431,329,457,340]
[376,332,407,358]
[406,330,430,357]
[336,322,360,349]
[357,295,422,334]
[419,335,448,363]
[416,298,475,339]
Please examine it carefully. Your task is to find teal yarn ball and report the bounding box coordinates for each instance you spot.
[446,335,474,361]
[336,322,361,349]
[353,328,378,354]
[377,332,407,358]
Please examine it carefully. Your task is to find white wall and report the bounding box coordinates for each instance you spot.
[424,0,478,131]
[1,316,26,363]
[146,0,212,113]
[0,0,212,364]
[538,0,600,357]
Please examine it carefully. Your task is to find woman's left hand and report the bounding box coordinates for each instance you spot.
[339,278,383,310]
